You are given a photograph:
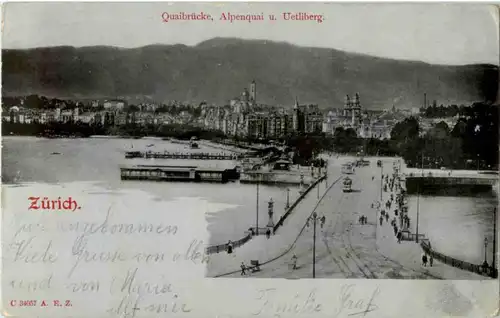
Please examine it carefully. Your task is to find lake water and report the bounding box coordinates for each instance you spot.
[2,136,497,265]
[1,136,302,245]
[406,194,497,265]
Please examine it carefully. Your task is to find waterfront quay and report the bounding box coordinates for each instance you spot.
[207,156,492,279]
[405,172,498,195]
[125,150,243,160]
[402,168,498,194]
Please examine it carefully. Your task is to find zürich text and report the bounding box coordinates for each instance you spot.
[28,196,80,211]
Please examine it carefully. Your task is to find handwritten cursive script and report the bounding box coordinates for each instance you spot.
[333,284,380,317]
[252,288,322,317]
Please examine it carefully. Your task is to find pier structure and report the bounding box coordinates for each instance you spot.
[120,164,240,183]
[125,151,243,160]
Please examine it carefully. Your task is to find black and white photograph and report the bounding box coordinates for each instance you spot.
[1,3,499,317]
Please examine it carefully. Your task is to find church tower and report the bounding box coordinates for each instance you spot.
[344,95,351,117]
[293,96,299,131]
[250,80,257,104]
[345,95,352,108]
[351,93,361,127]
[354,93,361,109]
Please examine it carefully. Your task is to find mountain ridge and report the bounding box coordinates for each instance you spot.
[2,38,497,109]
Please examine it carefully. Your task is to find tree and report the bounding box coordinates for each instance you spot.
[390,117,420,142]
[333,127,359,153]
[428,121,450,139]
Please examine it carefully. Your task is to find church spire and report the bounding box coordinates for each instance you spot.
[345,95,351,108]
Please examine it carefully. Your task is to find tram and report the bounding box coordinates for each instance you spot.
[341,163,355,174]
[342,177,352,193]
[355,157,370,167]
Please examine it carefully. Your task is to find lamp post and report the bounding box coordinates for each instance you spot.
[416,153,424,243]
[477,154,480,172]
[267,198,275,228]
[493,208,497,273]
[380,164,383,201]
[415,187,420,243]
[285,188,290,209]
[317,180,320,200]
[325,167,328,188]
[308,212,320,278]
[484,237,488,266]
[299,174,305,195]
[256,175,260,235]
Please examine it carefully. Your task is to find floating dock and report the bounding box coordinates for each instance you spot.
[125,151,243,160]
[120,164,240,183]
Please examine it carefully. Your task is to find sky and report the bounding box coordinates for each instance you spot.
[2,2,499,65]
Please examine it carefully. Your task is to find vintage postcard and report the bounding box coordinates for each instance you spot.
[1,2,499,318]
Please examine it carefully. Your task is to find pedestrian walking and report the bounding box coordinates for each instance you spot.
[379,216,383,226]
[291,254,298,270]
[397,231,402,243]
[385,213,389,222]
[422,254,428,267]
[240,262,247,275]
[393,225,398,235]
[429,255,433,267]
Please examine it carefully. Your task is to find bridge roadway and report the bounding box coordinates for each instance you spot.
[213,157,485,279]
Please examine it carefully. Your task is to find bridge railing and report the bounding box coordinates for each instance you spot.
[273,175,326,234]
[400,231,426,242]
[205,175,325,255]
[420,240,498,278]
[205,231,253,255]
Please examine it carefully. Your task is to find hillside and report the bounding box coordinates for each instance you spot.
[2,38,498,109]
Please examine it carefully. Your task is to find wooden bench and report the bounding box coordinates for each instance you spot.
[250,260,260,272]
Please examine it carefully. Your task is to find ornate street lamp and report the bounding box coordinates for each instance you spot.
[285,188,290,209]
[308,212,325,278]
[484,237,489,266]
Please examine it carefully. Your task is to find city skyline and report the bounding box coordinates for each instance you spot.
[2,3,498,65]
